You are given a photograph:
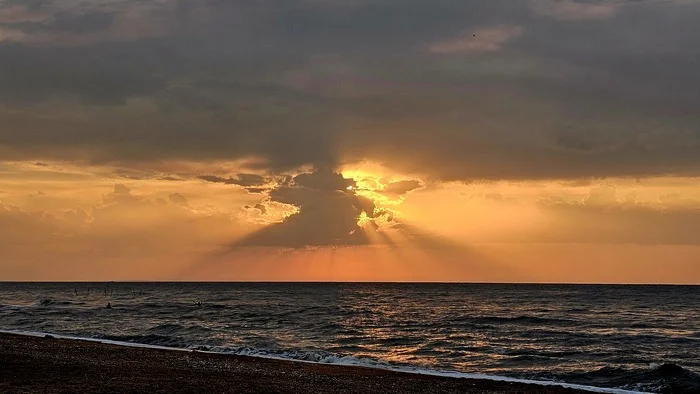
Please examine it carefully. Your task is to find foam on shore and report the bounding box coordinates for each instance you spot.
[0,329,647,394]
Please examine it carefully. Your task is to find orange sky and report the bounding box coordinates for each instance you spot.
[2,0,700,283]
[2,160,699,283]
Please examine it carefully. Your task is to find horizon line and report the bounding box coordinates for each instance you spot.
[0,281,698,286]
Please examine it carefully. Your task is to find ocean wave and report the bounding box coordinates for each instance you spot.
[566,308,590,313]
[554,363,700,394]
[452,315,578,326]
[2,282,697,394]
[504,348,580,358]
[35,299,73,307]
[378,336,422,346]
[94,333,189,348]
[222,346,392,367]
[145,323,213,337]
[0,304,28,310]
[94,333,698,393]
[0,330,648,394]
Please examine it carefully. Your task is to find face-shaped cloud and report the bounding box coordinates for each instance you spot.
[231,171,375,247]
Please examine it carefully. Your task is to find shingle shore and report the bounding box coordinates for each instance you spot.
[0,333,593,394]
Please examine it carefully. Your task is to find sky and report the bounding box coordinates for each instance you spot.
[1,0,699,283]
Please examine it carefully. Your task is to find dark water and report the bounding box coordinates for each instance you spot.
[1,283,699,393]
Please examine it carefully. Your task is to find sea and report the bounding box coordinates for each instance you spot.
[1,283,698,393]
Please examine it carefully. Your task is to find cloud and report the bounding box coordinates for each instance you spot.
[1,0,700,182]
[113,183,131,195]
[42,11,115,34]
[198,174,268,187]
[438,184,700,246]
[0,43,167,104]
[160,175,184,181]
[196,169,440,251]
[0,0,171,45]
[524,186,700,244]
[382,180,423,195]
[536,200,700,245]
[0,4,51,24]
[233,170,374,247]
[429,25,524,54]
[63,206,90,226]
[245,188,268,195]
[198,174,271,194]
[291,170,354,190]
[0,200,64,245]
[0,183,252,265]
[212,170,454,250]
[530,0,618,21]
[583,186,618,207]
[245,203,266,215]
[168,192,188,206]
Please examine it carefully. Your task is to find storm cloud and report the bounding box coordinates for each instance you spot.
[1,0,699,180]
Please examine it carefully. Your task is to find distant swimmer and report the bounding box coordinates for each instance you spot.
[106,302,112,309]
[193,301,202,307]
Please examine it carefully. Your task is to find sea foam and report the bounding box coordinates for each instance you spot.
[0,329,647,394]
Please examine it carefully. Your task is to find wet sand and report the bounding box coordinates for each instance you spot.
[0,332,596,394]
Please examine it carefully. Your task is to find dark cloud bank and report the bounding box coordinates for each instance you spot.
[1,0,699,180]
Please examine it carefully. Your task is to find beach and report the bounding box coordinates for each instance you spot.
[0,332,598,394]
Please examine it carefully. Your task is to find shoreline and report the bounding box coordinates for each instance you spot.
[1,281,698,286]
[0,331,642,394]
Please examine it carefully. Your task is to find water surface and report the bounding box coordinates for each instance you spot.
[1,283,698,393]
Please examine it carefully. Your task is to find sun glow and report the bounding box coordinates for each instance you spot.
[356,211,372,227]
[5,156,700,282]
[340,168,413,230]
